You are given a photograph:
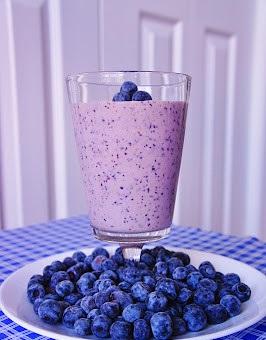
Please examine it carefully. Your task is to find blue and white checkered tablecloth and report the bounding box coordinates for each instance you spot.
[0,215,265,339]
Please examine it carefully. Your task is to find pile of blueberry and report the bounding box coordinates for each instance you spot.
[112,81,152,102]
[27,246,251,339]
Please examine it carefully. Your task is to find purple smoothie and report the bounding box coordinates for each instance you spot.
[72,100,187,234]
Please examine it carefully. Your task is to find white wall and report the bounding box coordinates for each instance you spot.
[0,0,265,241]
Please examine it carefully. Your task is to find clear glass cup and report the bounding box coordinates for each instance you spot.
[66,71,191,257]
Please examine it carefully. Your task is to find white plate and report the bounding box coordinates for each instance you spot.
[0,246,266,340]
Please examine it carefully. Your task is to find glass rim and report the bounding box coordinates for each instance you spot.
[66,70,192,87]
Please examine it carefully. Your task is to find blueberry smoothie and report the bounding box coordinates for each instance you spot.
[72,100,187,235]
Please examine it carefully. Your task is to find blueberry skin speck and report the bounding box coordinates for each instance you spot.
[150,312,173,339]
[199,261,216,279]
[55,280,74,297]
[27,283,45,303]
[122,303,143,323]
[92,314,112,338]
[143,275,156,290]
[87,308,101,321]
[63,306,86,328]
[113,92,131,102]
[110,320,132,339]
[205,304,229,324]
[183,304,207,332]
[131,282,151,302]
[38,299,63,325]
[194,288,215,307]
[155,278,177,300]
[224,273,241,287]
[72,251,86,263]
[133,319,151,339]
[147,291,168,312]
[94,291,110,308]
[154,262,168,276]
[63,257,77,269]
[167,257,183,274]
[74,318,91,336]
[120,81,138,97]
[172,266,189,280]
[80,295,96,314]
[64,293,83,305]
[76,272,97,295]
[172,316,187,335]
[232,282,251,302]
[220,294,241,317]
[91,255,108,272]
[132,90,152,101]
[176,287,193,305]
[186,271,203,290]
[111,290,133,308]
[101,301,120,319]
[198,278,218,292]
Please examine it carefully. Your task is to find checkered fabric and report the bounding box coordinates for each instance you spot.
[0,215,265,339]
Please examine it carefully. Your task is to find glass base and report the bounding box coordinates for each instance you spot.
[92,226,171,244]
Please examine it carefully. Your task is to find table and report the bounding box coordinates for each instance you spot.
[0,215,265,339]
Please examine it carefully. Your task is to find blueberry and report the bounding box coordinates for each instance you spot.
[144,310,154,322]
[131,282,151,302]
[224,273,241,287]
[27,283,45,303]
[199,261,216,279]
[118,281,132,292]
[183,304,207,331]
[217,286,233,299]
[98,279,115,292]
[113,92,131,101]
[55,280,74,297]
[76,272,97,295]
[84,287,98,296]
[120,267,143,284]
[173,252,190,266]
[120,81,138,97]
[132,91,152,101]
[74,318,91,336]
[220,294,241,317]
[167,258,183,274]
[172,266,189,280]
[28,274,45,287]
[63,257,77,269]
[44,293,60,301]
[111,291,133,308]
[156,249,172,262]
[87,308,101,321]
[59,301,70,311]
[92,314,112,338]
[43,265,57,282]
[91,247,109,258]
[83,255,93,270]
[198,278,218,292]
[136,302,147,312]
[106,285,120,295]
[176,287,193,304]
[63,306,86,328]
[101,301,120,318]
[72,251,86,262]
[112,247,125,265]
[155,278,177,300]
[110,320,132,339]
[194,288,215,307]
[91,255,108,272]
[147,291,168,312]
[102,258,118,271]
[205,304,229,324]
[50,271,69,290]
[232,283,251,302]
[64,293,82,305]
[174,281,188,290]
[51,260,66,272]
[140,253,155,267]
[38,299,63,324]
[215,271,225,284]
[167,304,182,317]
[186,264,197,273]
[187,271,203,290]
[67,263,84,282]
[100,270,118,282]
[133,319,150,339]
[33,298,44,314]
[172,317,187,335]
[94,291,110,308]
[80,296,96,314]
[150,312,173,339]
[154,262,168,276]
[122,303,143,322]
[143,276,156,290]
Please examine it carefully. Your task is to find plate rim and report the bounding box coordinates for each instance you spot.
[0,246,266,340]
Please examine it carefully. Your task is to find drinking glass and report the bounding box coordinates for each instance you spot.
[66,71,191,258]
